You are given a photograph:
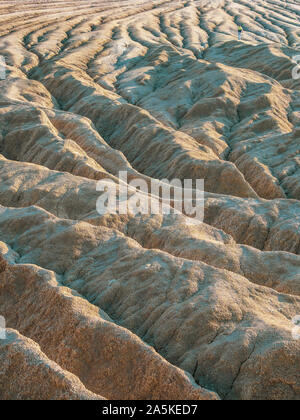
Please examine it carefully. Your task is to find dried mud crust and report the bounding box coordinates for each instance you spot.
[0,0,300,400]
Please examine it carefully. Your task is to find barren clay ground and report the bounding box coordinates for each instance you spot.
[0,0,300,401]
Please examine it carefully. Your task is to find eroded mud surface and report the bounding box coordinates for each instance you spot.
[0,0,300,400]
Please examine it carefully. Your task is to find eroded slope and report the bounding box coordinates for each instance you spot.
[0,0,300,400]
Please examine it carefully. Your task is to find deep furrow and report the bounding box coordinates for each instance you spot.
[1,0,300,402]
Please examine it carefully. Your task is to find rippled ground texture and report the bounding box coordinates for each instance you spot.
[0,0,300,400]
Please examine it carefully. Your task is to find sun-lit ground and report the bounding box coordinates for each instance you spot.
[0,0,300,400]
